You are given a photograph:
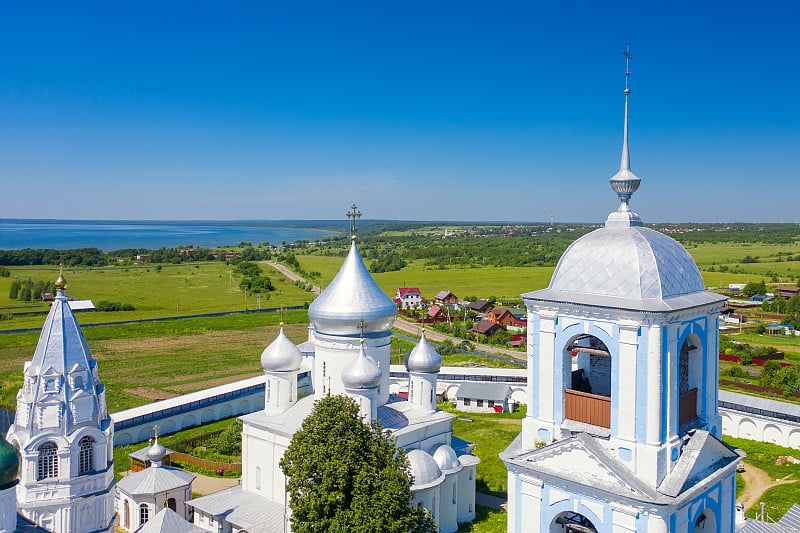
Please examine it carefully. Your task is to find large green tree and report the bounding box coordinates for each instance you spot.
[280,395,436,533]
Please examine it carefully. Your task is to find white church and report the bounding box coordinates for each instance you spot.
[501,50,742,532]
[186,221,480,533]
[3,272,115,533]
[0,49,756,533]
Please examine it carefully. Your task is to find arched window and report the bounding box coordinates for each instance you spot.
[78,436,94,474]
[167,498,176,512]
[266,380,271,402]
[123,500,130,529]
[37,442,58,480]
[139,503,149,525]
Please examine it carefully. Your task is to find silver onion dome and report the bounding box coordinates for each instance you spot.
[261,326,303,372]
[548,226,705,300]
[308,242,397,336]
[405,331,442,373]
[341,344,382,389]
[146,437,167,465]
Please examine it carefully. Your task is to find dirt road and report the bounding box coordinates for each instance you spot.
[738,463,796,512]
[266,262,321,295]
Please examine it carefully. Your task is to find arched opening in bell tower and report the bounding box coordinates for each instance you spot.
[551,511,598,532]
[692,509,717,532]
[564,334,612,429]
[679,334,703,429]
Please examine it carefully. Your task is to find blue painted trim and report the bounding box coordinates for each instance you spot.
[610,323,620,439]
[661,325,669,443]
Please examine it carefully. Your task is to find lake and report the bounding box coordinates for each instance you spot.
[0,219,340,252]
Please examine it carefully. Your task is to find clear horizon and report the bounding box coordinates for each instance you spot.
[1,1,798,224]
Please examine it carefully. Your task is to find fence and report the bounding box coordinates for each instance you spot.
[169,451,242,475]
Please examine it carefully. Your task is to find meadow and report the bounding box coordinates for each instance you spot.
[0,262,317,329]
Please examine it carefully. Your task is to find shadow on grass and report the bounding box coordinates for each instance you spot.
[457,505,507,533]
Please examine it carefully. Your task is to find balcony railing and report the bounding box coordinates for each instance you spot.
[679,388,698,426]
[564,389,611,428]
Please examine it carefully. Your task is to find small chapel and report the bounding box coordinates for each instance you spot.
[186,211,480,533]
[501,47,742,532]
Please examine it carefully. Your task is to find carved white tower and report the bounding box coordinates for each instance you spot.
[502,44,741,533]
[6,272,115,532]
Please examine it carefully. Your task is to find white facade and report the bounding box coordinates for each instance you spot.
[187,239,479,532]
[502,71,741,533]
[6,279,115,533]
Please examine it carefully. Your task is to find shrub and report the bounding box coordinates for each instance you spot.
[95,301,136,312]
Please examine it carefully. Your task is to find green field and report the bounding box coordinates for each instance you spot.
[0,262,317,329]
[0,311,310,411]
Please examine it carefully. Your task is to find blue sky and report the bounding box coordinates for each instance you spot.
[1,1,798,223]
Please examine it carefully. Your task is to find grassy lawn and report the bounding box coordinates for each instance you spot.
[725,436,800,520]
[113,417,241,479]
[441,403,524,498]
[458,506,507,532]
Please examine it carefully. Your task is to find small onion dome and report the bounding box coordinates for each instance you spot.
[405,331,441,373]
[407,449,445,491]
[0,436,19,490]
[308,242,396,336]
[55,270,67,291]
[146,437,167,465]
[430,444,462,474]
[341,344,382,390]
[261,326,303,372]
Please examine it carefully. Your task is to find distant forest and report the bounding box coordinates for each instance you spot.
[0,222,798,269]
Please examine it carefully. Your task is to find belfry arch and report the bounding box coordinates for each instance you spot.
[550,511,599,533]
[679,333,703,429]
[564,334,612,429]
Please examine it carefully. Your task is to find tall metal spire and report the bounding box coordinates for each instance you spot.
[608,42,642,226]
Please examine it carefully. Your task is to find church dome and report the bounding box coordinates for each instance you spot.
[0,436,19,490]
[146,438,167,464]
[341,344,382,390]
[261,326,303,372]
[407,449,445,490]
[430,444,461,474]
[308,242,396,336]
[548,225,704,300]
[405,331,441,373]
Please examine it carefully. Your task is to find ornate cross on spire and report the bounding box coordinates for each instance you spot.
[623,41,633,94]
[346,204,362,240]
[358,319,367,341]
